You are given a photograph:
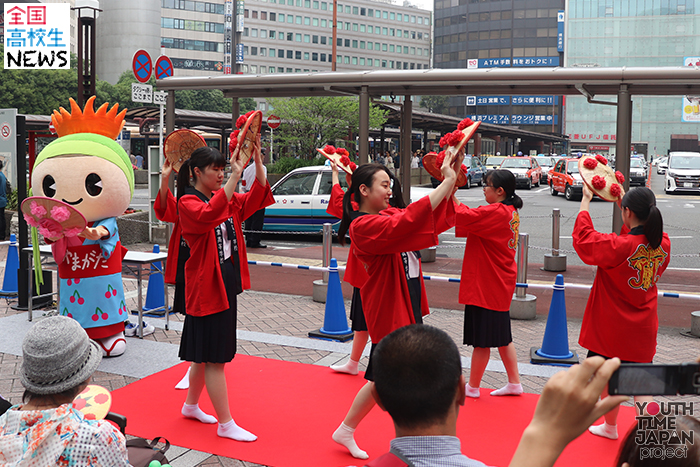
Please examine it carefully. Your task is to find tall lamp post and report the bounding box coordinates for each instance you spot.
[73,0,101,108]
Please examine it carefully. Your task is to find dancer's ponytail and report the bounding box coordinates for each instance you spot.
[621,187,664,249]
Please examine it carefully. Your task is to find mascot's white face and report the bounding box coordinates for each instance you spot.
[31,155,131,222]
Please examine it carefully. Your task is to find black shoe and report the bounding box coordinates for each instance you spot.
[248,243,267,249]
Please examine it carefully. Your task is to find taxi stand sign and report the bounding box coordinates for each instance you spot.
[131,83,153,104]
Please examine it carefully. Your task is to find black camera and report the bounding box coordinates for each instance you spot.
[609,363,700,396]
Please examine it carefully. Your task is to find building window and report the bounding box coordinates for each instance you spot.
[313,18,319,26]
[390,12,395,20]
[345,21,351,30]
[352,39,358,48]
[321,19,327,27]
[252,10,258,18]
[360,57,365,65]
[269,30,276,38]
[344,56,350,63]
[251,28,258,37]
[251,46,258,55]
[361,7,366,16]
[321,1,327,9]
[270,48,276,57]
[390,28,395,36]
[243,27,249,36]
[368,25,373,33]
[321,36,327,44]
[321,53,327,61]
[313,0,319,8]
[287,15,293,23]
[360,41,365,49]
[270,12,276,20]
[367,41,373,50]
[278,13,285,22]
[296,33,302,41]
[345,5,350,13]
[382,27,388,35]
[244,9,249,18]
[287,50,293,58]
[382,11,388,19]
[312,52,318,60]
[304,0,310,6]
[304,16,311,25]
[353,23,358,31]
[260,47,267,56]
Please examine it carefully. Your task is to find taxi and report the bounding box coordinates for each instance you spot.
[499,156,542,189]
[483,155,507,170]
[548,158,585,200]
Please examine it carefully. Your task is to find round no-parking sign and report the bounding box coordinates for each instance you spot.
[132,50,153,83]
[0,123,12,141]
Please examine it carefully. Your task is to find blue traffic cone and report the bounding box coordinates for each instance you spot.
[530,274,579,366]
[142,244,169,314]
[308,258,354,342]
[0,234,19,296]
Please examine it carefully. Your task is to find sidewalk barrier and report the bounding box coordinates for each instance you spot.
[530,274,579,366]
[511,232,537,319]
[312,223,333,303]
[308,258,353,342]
[543,208,566,272]
[0,234,19,296]
[143,244,168,313]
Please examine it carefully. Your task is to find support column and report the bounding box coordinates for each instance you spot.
[380,125,386,156]
[231,97,240,130]
[613,84,632,234]
[401,95,412,206]
[494,135,502,154]
[423,128,428,151]
[359,86,369,165]
[473,133,482,157]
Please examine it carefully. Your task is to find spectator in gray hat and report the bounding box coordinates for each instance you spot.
[0,316,128,466]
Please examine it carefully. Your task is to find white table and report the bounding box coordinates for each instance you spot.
[25,246,170,338]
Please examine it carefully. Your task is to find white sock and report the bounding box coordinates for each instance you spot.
[218,419,257,442]
[330,359,359,375]
[465,383,480,398]
[181,403,217,424]
[589,422,618,440]
[332,422,369,459]
[490,382,523,396]
[175,367,191,390]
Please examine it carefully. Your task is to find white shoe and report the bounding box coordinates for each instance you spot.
[124,320,155,337]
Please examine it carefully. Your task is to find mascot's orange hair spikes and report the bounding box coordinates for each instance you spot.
[51,96,127,139]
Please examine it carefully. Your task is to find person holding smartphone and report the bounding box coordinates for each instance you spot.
[573,185,671,440]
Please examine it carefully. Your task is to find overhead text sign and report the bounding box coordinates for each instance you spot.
[4,3,70,69]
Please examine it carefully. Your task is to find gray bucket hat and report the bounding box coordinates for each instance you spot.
[21,316,102,395]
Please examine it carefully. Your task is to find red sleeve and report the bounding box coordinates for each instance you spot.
[350,196,439,255]
[179,190,235,235]
[236,178,275,221]
[572,211,629,269]
[455,203,508,238]
[154,190,178,223]
[326,184,345,218]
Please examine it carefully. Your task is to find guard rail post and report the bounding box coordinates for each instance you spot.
[510,232,537,319]
[313,223,333,303]
[543,208,567,272]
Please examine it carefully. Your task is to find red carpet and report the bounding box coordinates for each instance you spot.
[111,356,635,467]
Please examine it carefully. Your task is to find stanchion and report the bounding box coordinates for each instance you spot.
[510,232,536,319]
[308,258,353,342]
[142,244,168,313]
[312,223,332,303]
[543,208,566,272]
[0,234,19,296]
[530,274,579,366]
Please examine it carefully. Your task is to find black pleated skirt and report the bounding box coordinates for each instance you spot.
[463,304,512,348]
[349,287,368,332]
[179,260,238,364]
[173,280,186,315]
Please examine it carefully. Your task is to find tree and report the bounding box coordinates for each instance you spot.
[419,95,449,115]
[0,43,79,115]
[267,96,387,157]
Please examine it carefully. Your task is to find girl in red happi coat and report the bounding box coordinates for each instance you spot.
[454,169,524,398]
[177,143,274,442]
[574,185,670,440]
[331,153,460,459]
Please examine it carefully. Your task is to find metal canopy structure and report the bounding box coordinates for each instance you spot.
[157,66,700,229]
[157,66,700,98]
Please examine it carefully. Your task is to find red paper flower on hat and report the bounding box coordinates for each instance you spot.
[245,110,254,118]
[610,183,622,198]
[615,171,625,184]
[436,151,446,167]
[460,164,468,174]
[591,175,607,189]
[447,130,464,147]
[323,145,336,154]
[235,115,247,129]
[583,158,598,169]
[339,155,351,166]
[439,134,449,148]
[349,161,357,171]
[228,132,238,153]
[457,118,474,131]
[595,154,608,165]
[337,148,349,157]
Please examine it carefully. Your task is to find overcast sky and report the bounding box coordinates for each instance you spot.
[404,0,433,13]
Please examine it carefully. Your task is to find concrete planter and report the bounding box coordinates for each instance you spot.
[116,210,149,244]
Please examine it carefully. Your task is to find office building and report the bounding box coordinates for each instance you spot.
[433,0,565,138]
[565,0,700,158]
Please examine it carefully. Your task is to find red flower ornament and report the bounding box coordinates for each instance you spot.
[457,118,473,131]
[583,158,598,169]
[595,154,608,165]
[615,171,625,184]
[591,175,607,189]
[610,183,622,198]
[323,145,336,154]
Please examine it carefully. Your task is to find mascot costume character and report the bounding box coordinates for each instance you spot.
[28,96,133,357]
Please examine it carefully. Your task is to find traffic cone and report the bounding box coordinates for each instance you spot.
[0,234,19,296]
[530,274,579,366]
[308,258,354,342]
[142,244,169,314]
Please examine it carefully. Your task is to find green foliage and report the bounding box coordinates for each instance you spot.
[267,156,325,174]
[419,95,449,115]
[7,189,18,211]
[267,96,387,157]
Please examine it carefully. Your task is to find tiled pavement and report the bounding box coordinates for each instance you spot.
[1,242,699,466]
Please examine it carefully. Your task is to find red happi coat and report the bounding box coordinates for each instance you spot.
[178,179,274,317]
[455,202,520,312]
[154,190,180,285]
[573,211,671,363]
[327,184,367,288]
[350,196,455,342]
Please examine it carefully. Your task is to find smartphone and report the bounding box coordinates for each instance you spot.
[608,363,700,396]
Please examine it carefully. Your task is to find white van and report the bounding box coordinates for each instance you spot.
[665,152,700,194]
